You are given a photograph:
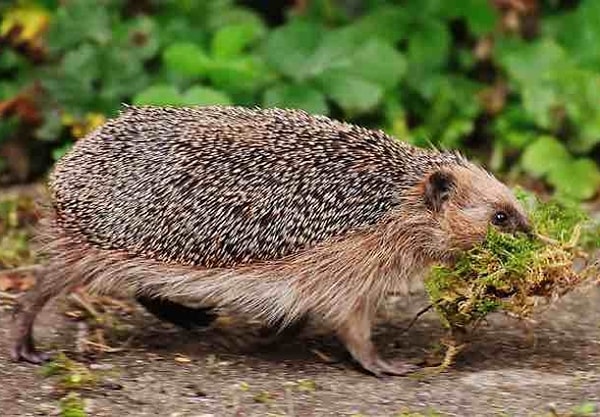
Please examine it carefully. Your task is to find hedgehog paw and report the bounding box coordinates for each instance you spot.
[375,358,419,376]
[358,356,418,377]
[11,336,50,364]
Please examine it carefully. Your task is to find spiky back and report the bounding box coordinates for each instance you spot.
[51,106,464,267]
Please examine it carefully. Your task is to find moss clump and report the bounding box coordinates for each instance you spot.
[59,392,86,417]
[41,353,97,391]
[0,195,37,268]
[424,191,599,368]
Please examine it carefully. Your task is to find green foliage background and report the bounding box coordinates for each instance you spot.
[1,0,600,200]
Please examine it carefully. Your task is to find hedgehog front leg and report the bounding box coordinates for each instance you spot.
[336,302,417,377]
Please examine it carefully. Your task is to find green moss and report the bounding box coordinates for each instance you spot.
[0,195,36,268]
[570,401,598,417]
[41,353,97,390]
[425,191,599,354]
[59,392,86,417]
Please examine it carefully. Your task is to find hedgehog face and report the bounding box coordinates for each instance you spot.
[423,163,530,257]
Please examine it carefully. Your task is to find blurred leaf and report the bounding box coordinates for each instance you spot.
[577,116,600,152]
[298,25,406,88]
[263,84,328,115]
[59,392,86,417]
[559,70,600,152]
[264,20,323,81]
[316,70,383,115]
[0,116,19,141]
[499,39,566,84]
[439,118,474,148]
[404,0,447,17]
[46,0,111,52]
[65,112,106,139]
[547,158,600,200]
[156,16,206,48]
[351,6,408,43]
[503,131,536,150]
[521,136,572,178]
[498,39,568,129]
[520,87,559,129]
[115,16,160,60]
[384,95,410,140]
[415,76,480,147]
[571,401,598,417]
[299,27,360,80]
[208,56,272,94]
[35,111,63,141]
[52,142,73,161]
[550,0,600,70]
[451,0,498,35]
[41,43,99,110]
[0,3,49,43]
[62,43,99,78]
[133,85,182,106]
[407,20,450,73]
[0,81,20,101]
[348,40,406,90]
[162,42,211,78]
[181,86,232,106]
[494,106,538,150]
[6,0,600,201]
[211,21,266,59]
[0,50,24,72]
[206,3,264,32]
[98,48,147,110]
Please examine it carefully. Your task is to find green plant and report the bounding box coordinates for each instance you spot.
[59,392,86,417]
[424,191,599,369]
[41,353,97,390]
[1,0,599,199]
[0,195,36,268]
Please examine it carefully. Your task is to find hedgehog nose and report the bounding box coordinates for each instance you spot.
[517,218,532,236]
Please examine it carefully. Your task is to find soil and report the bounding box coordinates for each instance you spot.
[0,185,599,417]
[1,284,599,417]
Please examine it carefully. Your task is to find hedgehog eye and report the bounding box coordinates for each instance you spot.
[492,211,508,226]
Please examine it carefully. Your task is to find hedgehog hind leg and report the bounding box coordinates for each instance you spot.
[136,295,217,330]
[11,294,51,364]
[11,266,65,363]
[336,304,418,377]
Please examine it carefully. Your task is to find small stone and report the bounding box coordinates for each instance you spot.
[185,383,207,397]
[100,379,123,390]
[89,363,114,370]
[175,355,192,363]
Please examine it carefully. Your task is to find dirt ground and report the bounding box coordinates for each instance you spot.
[1,283,599,417]
[0,185,599,416]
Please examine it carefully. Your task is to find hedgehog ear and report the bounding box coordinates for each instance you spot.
[424,170,455,212]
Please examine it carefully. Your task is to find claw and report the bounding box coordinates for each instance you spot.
[336,303,421,378]
[376,358,419,376]
[359,361,384,378]
[358,356,419,377]
[11,338,50,364]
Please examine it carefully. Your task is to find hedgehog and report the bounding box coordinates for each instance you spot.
[11,106,530,376]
